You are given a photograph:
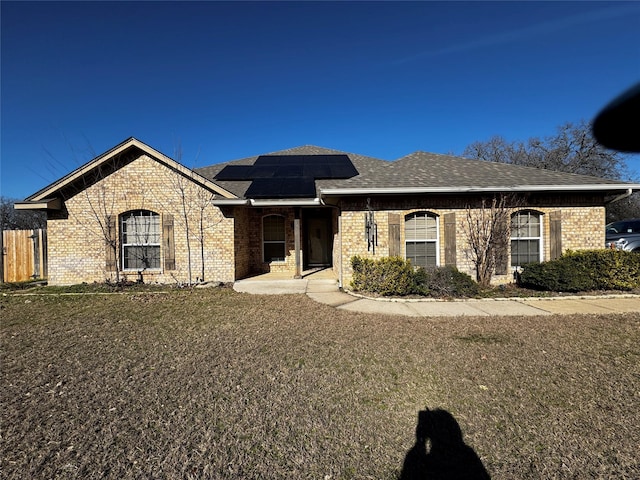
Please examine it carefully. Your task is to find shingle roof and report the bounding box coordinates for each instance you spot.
[335,151,626,189]
[196,145,635,199]
[195,145,389,198]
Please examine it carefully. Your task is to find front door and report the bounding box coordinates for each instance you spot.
[306,217,331,266]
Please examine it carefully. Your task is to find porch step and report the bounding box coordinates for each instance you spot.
[233,279,308,294]
[305,279,340,293]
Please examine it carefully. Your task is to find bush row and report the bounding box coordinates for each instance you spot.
[519,250,640,292]
[350,256,479,298]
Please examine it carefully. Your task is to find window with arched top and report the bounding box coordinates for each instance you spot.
[510,210,542,266]
[120,210,161,270]
[263,215,286,262]
[405,212,439,268]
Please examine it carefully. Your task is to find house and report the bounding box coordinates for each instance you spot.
[15,137,639,287]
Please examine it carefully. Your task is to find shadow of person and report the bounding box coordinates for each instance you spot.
[399,408,490,480]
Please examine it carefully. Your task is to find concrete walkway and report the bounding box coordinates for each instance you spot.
[232,274,640,317]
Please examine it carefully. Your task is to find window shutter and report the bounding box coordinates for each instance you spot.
[549,210,562,260]
[494,216,509,275]
[105,216,117,272]
[388,213,401,257]
[444,212,457,266]
[163,214,176,270]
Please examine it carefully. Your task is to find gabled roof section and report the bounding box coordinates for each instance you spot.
[320,151,639,195]
[197,145,639,199]
[22,137,236,206]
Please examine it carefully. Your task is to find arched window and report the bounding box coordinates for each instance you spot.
[263,215,285,262]
[405,212,439,268]
[511,210,542,266]
[121,210,161,270]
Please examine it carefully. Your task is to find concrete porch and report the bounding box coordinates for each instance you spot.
[233,267,339,295]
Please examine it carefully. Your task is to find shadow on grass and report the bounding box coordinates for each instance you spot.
[400,408,490,480]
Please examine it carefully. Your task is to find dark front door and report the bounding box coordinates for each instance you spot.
[306,217,331,266]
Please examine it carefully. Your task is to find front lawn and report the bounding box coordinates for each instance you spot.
[1,288,638,479]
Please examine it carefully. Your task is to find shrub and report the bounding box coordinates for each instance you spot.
[414,265,480,298]
[350,256,478,298]
[519,250,640,292]
[351,256,415,296]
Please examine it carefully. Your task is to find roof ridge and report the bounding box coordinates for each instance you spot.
[397,150,627,182]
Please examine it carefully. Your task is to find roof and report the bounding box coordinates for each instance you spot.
[197,146,638,199]
[19,137,236,208]
[195,145,389,199]
[18,140,640,210]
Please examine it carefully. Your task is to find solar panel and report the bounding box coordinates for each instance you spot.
[329,164,359,178]
[303,164,332,178]
[248,166,277,178]
[266,165,299,178]
[213,165,253,180]
[245,177,316,198]
[217,154,358,198]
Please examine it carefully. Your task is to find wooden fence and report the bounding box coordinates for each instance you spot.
[1,229,48,283]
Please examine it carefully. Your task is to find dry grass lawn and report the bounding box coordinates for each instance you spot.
[1,287,639,479]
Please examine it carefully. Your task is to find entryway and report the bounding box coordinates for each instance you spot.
[304,209,333,268]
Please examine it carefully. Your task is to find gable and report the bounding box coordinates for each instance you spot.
[18,138,236,210]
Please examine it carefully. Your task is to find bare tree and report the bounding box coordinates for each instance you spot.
[169,168,195,285]
[83,183,121,283]
[463,120,631,180]
[1,196,46,230]
[463,120,637,223]
[606,192,640,223]
[191,185,222,282]
[163,146,223,285]
[54,147,139,284]
[463,194,520,287]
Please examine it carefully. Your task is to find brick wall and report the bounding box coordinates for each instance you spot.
[47,154,236,286]
[46,158,608,288]
[243,208,298,275]
[337,195,606,287]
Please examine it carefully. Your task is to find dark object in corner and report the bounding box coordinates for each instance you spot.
[592,82,640,153]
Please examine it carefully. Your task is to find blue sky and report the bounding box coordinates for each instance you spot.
[2,1,639,199]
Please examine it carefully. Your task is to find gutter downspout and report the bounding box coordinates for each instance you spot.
[605,188,633,205]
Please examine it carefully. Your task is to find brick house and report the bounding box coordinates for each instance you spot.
[16,137,639,287]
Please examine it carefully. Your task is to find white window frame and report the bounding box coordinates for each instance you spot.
[404,211,440,268]
[120,210,161,271]
[510,210,543,267]
[262,214,286,263]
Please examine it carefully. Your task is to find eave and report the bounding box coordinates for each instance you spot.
[24,137,237,202]
[14,198,63,211]
[319,184,640,196]
[211,198,324,207]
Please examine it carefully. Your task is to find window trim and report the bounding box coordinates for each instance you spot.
[120,210,162,271]
[404,211,440,268]
[262,214,286,263]
[510,210,543,267]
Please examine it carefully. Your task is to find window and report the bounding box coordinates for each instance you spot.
[263,215,285,262]
[511,211,542,266]
[121,210,161,270]
[405,212,439,268]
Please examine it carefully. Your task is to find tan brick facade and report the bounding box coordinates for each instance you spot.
[337,195,606,287]
[44,153,607,287]
[47,154,235,286]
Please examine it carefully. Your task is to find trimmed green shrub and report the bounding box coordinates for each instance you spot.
[519,250,640,292]
[350,256,479,297]
[351,256,415,296]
